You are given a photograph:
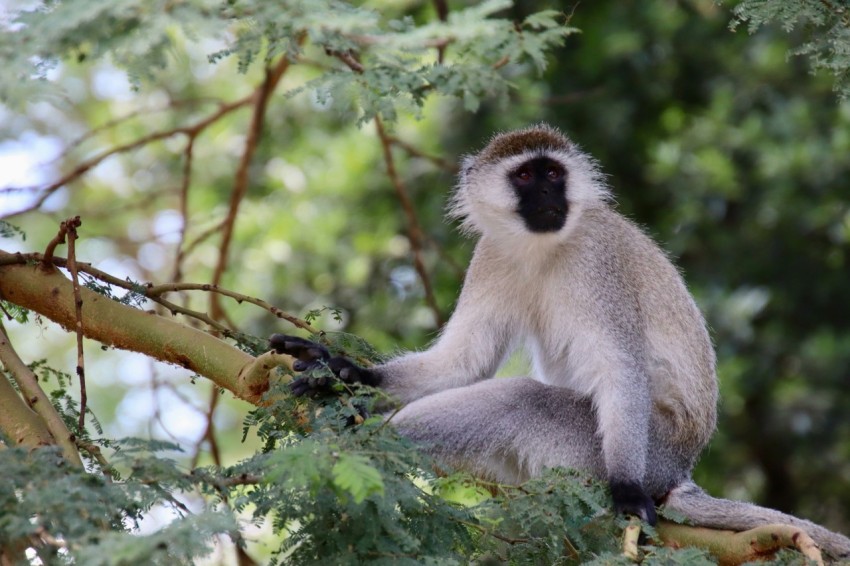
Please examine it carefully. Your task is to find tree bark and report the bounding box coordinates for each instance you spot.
[0,250,287,405]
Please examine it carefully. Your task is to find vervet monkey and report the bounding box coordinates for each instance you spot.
[271,124,850,558]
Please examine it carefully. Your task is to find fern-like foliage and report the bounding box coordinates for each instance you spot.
[0,346,800,564]
[732,0,850,97]
[0,0,575,122]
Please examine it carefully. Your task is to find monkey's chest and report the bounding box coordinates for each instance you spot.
[523,322,605,397]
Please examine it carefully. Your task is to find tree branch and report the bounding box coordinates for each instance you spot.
[146,282,317,333]
[210,52,296,323]
[657,520,824,565]
[0,250,289,405]
[386,134,457,173]
[374,117,443,327]
[0,370,52,449]
[432,0,449,63]
[172,135,196,283]
[1,95,254,219]
[61,217,88,432]
[0,321,83,466]
[0,253,314,336]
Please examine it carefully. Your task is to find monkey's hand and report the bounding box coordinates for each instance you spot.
[610,480,658,525]
[269,334,381,397]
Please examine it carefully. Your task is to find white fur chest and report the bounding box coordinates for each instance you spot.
[492,242,609,398]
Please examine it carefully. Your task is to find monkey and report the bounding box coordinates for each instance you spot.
[270,124,850,559]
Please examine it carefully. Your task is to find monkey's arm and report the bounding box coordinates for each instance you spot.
[373,299,514,403]
[271,301,513,401]
[272,250,515,402]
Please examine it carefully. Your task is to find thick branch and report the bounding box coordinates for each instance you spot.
[1,252,313,338]
[0,251,288,405]
[0,322,82,465]
[657,520,823,565]
[0,362,55,450]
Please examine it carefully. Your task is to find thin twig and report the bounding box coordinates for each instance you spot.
[48,97,225,165]
[386,135,457,173]
[172,136,196,283]
[328,49,365,73]
[190,386,222,469]
[182,219,227,260]
[152,295,234,336]
[61,217,88,433]
[344,33,453,50]
[375,117,443,327]
[432,0,449,62]
[2,95,255,219]
[146,282,318,333]
[76,440,114,479]
[456,519,530,545]
[423,234,465,279]
[210,52,296,324]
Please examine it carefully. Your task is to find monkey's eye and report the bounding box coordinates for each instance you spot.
[514,167,533,183]
[546,166,563,181]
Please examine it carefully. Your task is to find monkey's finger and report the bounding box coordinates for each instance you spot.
[269,334,306,354]
[293,359,324,372]
[289,374,341,398]
[269,334,330,362]
[328,357,359,381]
[305,346,329,361]
[289,377,313,397]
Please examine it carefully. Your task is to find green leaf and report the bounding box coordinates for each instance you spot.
[331,452,384,503]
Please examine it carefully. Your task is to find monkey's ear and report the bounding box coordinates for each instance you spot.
[460,155,477,177]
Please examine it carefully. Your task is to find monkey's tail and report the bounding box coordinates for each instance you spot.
[663,480,850,561]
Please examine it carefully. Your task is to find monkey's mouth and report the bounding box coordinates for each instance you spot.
[523,206,568,233]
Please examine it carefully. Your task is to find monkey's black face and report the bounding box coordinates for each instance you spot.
[508,157,569,233]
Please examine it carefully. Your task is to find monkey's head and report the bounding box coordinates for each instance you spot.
[450,124,609,243]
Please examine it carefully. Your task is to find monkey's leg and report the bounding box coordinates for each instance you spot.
[392,377,606,485]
